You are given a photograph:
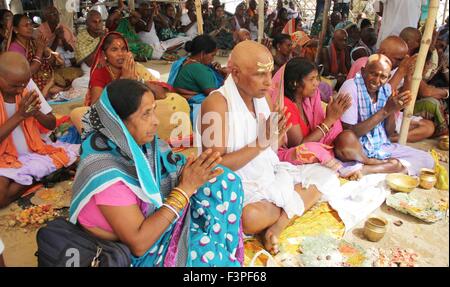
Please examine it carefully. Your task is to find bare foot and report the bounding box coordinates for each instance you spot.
[263,227,280,255]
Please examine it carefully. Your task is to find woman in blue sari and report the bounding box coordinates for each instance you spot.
[70,79,244,266]
[168,34,228,126]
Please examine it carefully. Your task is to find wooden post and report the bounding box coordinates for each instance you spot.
[195,0,204,35]
[398,0,439,144]
[315,0,331,65]
[257,0,265,43]
[129,0,135,11]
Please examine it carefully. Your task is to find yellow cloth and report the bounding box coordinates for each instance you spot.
[75,29,101,64]
[244,202,345,266]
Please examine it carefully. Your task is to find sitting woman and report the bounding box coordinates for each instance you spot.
[271,57,360,179]
[272,34,293,76]
[7,14,64,97]
[0,52,79,207]
[156,3,186,42]
[114,10,154,62]
[84,32,164,107]
[70,32,167,134]
[168,34,227,125]
[205,5,234,51]
[70,79,244,266]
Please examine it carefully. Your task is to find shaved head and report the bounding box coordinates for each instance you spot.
[0,52,31,97]
[399,27,422,55]
[366,53,392,70]
[0,52,31,78]
[362,54,392,94]
[229,41,273,99]
[333,29,348,51]
[378,36,409,69]
[229,40,273,72]
[235,28,251,43]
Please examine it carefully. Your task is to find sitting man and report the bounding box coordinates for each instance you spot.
[39,6,76,67]
[347,35,436,143]
[335,54,434,177]
[199,41,341,254]
[0,52,79,208]
[136,1,188,60]
[73,10,105,95]
[180,0,198,40]
[350,27,377,63]
[319,29,351,90]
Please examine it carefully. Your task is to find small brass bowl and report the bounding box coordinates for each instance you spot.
[419,168,437,190]
[438,136,449,150]
[386,173,419,193]
[364,216,388,242]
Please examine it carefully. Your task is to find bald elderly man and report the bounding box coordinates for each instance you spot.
[199,41,342,254]
[0,52,79,208]
[346,35,435,143]
[335,54,434,177]
[319,29,352,89]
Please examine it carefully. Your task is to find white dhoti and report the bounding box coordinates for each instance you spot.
[138,23,190,60]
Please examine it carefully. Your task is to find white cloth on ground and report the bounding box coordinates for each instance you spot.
[327,173,389,232]
[138,22,189,60]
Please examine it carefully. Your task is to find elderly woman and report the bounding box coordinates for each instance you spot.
[70,79,244,266]
[168,34,227,125]
[271,57,359,178]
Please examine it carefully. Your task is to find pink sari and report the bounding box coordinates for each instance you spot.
[270,64,343,168]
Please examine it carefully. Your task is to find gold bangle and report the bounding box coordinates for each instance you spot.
[165,197,184,211]
[173,187,190,202]
[169,190,188,206]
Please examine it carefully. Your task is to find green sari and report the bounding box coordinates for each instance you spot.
[116,18,153,61]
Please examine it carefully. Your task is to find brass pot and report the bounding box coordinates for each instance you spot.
[363,216,388,242]
[419,168,437,189]
[438,136,449,151]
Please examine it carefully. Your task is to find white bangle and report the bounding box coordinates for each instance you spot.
[162,203,180,221]
[444,89,449,100]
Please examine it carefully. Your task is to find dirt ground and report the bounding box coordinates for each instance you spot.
[0,57,448,267]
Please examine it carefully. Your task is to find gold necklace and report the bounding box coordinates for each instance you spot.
[106,63,119,80]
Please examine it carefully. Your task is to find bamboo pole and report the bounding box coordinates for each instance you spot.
[315,0,331,65]
[398,0,439,144]
[195,0,204,35]
[257,0,265,43]
[129,0,135,11]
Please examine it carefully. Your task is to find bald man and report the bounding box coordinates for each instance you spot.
[199,41,341,254]
[0,52,79,208]
[75,10,105,66]
[346,35,436,143]
[319,29,352,89]
[335,54,434,176]
[399,27,422,56]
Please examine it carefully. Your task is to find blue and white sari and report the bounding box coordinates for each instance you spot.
[69,87,244,266]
